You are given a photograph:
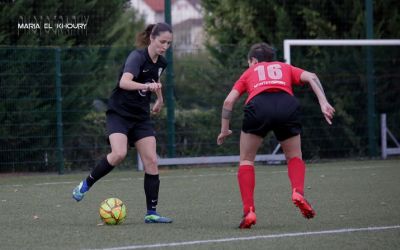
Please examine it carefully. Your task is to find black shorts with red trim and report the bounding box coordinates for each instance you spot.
[106,111,155,147]
[242,91,302,141]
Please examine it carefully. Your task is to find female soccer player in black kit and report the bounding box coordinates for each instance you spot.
[73,23,173,223]
[217,43,335,229]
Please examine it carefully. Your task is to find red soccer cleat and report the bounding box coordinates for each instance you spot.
[292,189,316,219]
[239,207,257,229]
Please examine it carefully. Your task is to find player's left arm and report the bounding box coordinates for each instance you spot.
[217,89,240,145]
[301,71,335,125]
[152,80,164,114]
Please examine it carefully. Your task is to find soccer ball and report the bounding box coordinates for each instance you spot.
[99,198,127,225]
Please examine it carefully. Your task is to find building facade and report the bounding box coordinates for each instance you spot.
[130,0,205,54]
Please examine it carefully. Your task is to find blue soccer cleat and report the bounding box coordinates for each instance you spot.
[144,212,173,223]
[72,180,89,202]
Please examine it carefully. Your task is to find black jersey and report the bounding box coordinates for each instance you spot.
[108,48,167,120]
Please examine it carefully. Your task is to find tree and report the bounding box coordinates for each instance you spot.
[0,0,144,171]
[198,0,400,158]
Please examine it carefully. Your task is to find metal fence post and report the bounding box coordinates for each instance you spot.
[165,0,176,157]
[55,48,64,174]
[381,113,387,159]
[365,0,377,157]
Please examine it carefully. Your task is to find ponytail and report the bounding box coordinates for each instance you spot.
[135,22,173,48]
[135,24,154,48]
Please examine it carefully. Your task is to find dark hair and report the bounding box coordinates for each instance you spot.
[135,22,173,48]
[247,42,275,62]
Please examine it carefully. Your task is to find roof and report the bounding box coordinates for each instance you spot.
[186,0,201,12]
[143,0,201,12]
[173,18,203,29]
[143,0,175,12]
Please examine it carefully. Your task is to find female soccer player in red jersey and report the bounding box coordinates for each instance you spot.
[217,42,335,229]
[72,23,173,223]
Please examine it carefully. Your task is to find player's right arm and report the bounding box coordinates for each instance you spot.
[119,72,155,91]
[119,51,160,91]
[217,89,240,145]
[300,71,335,125]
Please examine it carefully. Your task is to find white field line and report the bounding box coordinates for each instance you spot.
[85,225,400,250]
[1,163,395,188]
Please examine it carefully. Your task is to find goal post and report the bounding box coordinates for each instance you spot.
[283,39,400,158]
[283,39,400,65]
[381,113,400,159]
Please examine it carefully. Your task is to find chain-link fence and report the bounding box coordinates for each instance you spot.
[1,44,399,173]
[1,0,399,172]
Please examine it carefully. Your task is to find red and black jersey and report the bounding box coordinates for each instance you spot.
[233,61,304,104]
[108,48,167,120]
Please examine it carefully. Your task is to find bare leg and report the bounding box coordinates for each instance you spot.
[135,136,158,175]
[107,133,129,166]
[239,132,264,165]
[279,134,302,161]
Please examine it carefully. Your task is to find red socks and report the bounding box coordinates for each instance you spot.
[237,165,255,214]
[287,157,305,195]
[237,158,305,215]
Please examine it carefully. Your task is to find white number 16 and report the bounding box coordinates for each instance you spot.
[254,64,282,80]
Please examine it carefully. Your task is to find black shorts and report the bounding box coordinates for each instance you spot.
[242,91,302,141]
[106,111,155,147]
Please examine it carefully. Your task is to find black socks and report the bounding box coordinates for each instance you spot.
[86,157,114,187]
[144,173,160,212]
[85,159,160,213]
